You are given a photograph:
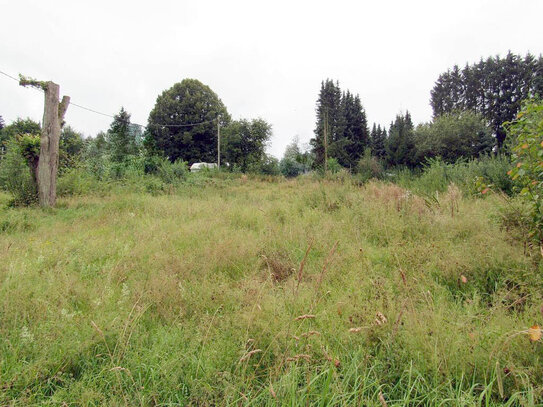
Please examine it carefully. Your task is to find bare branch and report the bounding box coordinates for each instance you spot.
[59,96,70,121]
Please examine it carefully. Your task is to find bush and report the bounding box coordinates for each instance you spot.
[356,149,383,182]
[326,157,342,174]
[156,158,188,185]
[393,156,513,196]
[57,169,100,197]
[280,158,304,178]
[0,138,37,206]
[506,99,543,241]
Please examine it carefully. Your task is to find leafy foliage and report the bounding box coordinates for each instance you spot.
[147,79,230,164]
[414,111,494,162]
[431,52,543,148]
[0,118,41,158]
[222,118,272,172]
[506,100,543,240]
[0,138,38,205]
[356,148,383,181]
[280,137,312,177]
[59,126,86,173]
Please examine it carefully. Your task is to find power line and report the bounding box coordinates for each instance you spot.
[0,70,19,82]
[69,101,115,119]
[0,68,220,129]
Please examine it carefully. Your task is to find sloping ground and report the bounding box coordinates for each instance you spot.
[0,179,541,406]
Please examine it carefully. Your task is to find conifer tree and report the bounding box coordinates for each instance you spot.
[370,124,387,159]
[311,80,369,169]
[430,52,543,149]
[386,112,415,167]
[311,79,342,168]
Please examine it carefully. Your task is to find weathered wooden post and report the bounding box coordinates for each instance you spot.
[19,76,70,207]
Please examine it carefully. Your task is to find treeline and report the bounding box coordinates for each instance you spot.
[288,52,542,177]
[1,51,542,203]
[0,78,284,203]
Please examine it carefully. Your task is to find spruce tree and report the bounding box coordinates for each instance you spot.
[310,79,342,168]
[311,80,369,169]
[370,124,387,159]
[430,52,543,149]
[386,112,415,167]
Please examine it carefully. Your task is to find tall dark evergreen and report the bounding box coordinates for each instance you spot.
[311,79,342,168]
[370,124,387,159]
[311,80,369,169]
[386,112,415,167]
[0,115,4,131]
[430,52,543,149]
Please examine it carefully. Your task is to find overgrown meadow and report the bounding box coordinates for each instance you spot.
[1,170,542,406]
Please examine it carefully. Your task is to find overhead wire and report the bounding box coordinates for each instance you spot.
[0,68,219,130]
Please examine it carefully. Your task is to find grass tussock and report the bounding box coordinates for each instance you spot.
[0,177,542,405]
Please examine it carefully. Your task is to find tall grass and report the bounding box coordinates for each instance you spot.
[0,177,541,405]
[391,155,513,196]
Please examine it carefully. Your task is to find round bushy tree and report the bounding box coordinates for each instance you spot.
[146,79,230,164]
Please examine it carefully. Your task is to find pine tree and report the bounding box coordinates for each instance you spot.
[311,80,369,169]
[310,79,342,168]
[386,112,415,167]
[370,124,387,158]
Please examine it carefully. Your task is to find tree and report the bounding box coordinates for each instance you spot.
[222,118,272,172]
[311,79,342,168]
[370,124,387,158]
[107,107,139,163]
[430,52,543,149]
[386,111,415,167]
[85,132,108,179]
[414,111,493,163]
[0,115,4,131]
[311,80,369,169]
[0,118,41,158]
[59,126,85,172]
[280,137,312,177]
[506,100,543,240]
[334,92,369,168]
[147,79,230,164]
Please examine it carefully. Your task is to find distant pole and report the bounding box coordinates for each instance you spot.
[324,108,328,174]
[217,116,221,169]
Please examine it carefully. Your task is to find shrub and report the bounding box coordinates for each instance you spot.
[326,157,342,174]
[0,138,37,206]
[57,168,100,197]
[280,158,304,178]
[506,100,543,241]
[356,149,383,182]
[157,158,188,185]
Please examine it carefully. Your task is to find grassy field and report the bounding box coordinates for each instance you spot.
[0,177,542,406]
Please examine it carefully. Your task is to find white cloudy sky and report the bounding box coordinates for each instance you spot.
[1,0,542,157]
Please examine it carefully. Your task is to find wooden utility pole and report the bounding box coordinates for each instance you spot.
[217,116,221,169]
[19,75,70,207]
[324,108,328,174]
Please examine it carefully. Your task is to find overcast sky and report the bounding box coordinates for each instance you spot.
[1,0,542,157]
